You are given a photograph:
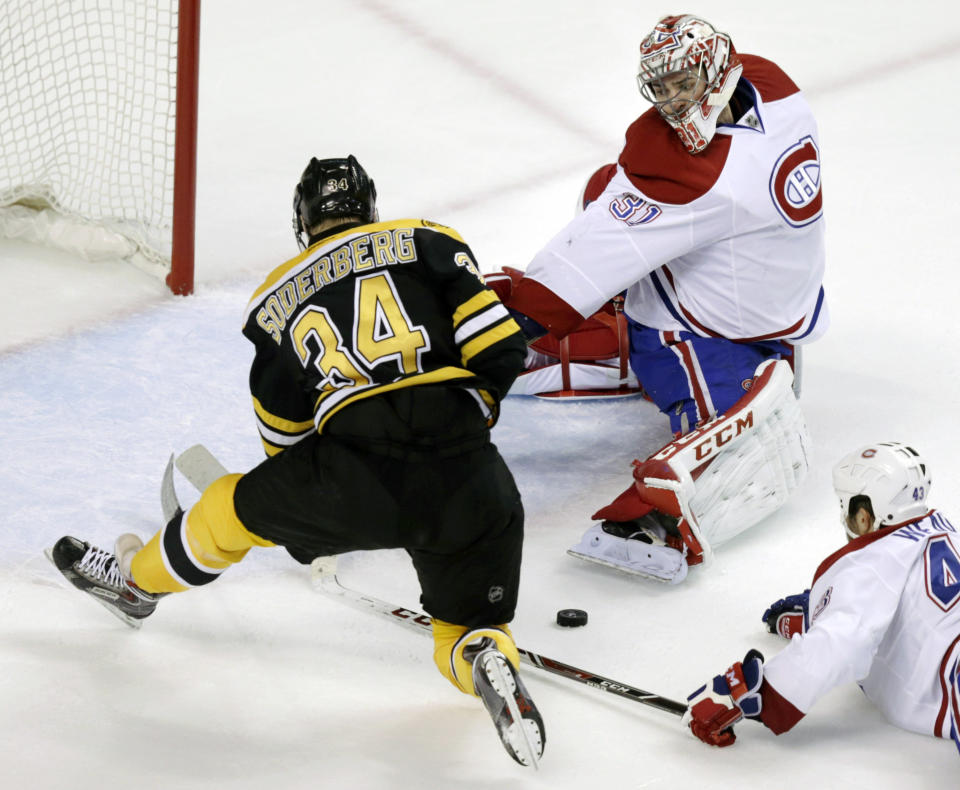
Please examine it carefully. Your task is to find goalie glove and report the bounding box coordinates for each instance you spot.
[683,649,765,747]
[761,590,809,639]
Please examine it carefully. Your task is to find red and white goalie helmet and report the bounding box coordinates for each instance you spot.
[636,14,743,154]
[832,442,932,539]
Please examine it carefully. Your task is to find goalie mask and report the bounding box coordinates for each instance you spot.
[293,155,378,250]
[636,14,743,154]
[832,443,932,540]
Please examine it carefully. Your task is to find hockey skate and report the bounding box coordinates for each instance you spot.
[46,535,159,628]
[567,515,689,584]
[467,638,545,768]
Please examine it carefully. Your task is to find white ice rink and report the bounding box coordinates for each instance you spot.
[2,2,959,787]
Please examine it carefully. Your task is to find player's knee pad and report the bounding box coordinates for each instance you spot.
[432,619,519,696]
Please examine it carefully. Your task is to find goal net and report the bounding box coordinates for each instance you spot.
[0,0,199,293]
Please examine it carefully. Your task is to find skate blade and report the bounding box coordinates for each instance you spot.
[478,652,543,769]
[43,546,144,630]
[566,547,684,584]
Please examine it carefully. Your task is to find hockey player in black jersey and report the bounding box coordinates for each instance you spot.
[48,155,544,767]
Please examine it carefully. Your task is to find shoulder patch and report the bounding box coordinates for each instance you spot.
[608,193,662,226]
[769,136,823,227]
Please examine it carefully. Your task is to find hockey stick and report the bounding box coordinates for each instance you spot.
[164,444,688,719]
[159,443,228,522]
[160,454,182,523]
[311,555,688,717]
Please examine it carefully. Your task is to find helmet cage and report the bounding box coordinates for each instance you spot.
[293,155,377,250]
[636,15,742,154]
[832,442,932,540]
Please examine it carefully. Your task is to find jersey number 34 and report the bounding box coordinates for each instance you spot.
[290,272,429,391]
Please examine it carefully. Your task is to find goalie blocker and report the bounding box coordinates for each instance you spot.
[485,267,643,399]
[569,359,811,583]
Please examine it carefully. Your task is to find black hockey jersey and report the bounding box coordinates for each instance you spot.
[242,219,526,456]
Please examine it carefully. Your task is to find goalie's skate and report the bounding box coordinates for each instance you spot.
[567,519,689,584]
[468,640,545,769]
[45,536,159,629]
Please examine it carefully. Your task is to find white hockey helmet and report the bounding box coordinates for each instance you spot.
[832,443,932,539]
[636,14,743,154]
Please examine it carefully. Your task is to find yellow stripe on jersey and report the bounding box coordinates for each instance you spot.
[477,388,496,409]
[460,318,522,364]
[314,366,477,432]
[453,289,501,327]
[246,218,467,314]
[251,396,314,433]
[260,438,287,457]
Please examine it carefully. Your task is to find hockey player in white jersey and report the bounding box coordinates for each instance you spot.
[685,443,960,758]
[496,14,826,582]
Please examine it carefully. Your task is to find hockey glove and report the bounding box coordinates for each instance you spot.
[762,590,809,639]
[684,649,765,747]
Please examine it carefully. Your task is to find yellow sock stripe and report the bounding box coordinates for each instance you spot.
[188,474,276,554]
[130,475,275,594]
[431,619,519,697]
[130,530,190,594]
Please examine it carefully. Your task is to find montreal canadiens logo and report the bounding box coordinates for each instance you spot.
[769,136,823,227]
[609,193,662,226]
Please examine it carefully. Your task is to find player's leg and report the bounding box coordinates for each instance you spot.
[626,321,785,435]
[48,472,276,625]
[131,473,275,593]
[408,443,542,764]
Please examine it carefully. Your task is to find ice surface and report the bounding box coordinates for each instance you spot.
[2,2,959,787]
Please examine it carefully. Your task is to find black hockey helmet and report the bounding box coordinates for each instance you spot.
[293,155,377,249]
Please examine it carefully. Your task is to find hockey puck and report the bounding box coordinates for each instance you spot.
[556,608,588,627]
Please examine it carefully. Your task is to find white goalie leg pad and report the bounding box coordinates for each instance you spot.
[689,394,809,545]
[567,523,688,584]
[636,359,811,557]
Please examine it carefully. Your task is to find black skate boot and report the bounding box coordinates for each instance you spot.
[467,638,545,768]
[46,536,159,628]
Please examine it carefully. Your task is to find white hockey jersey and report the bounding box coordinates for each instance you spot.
[762,510,960,748]
[511,55,828,345]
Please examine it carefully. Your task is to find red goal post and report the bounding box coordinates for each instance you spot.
[0,0,201,295]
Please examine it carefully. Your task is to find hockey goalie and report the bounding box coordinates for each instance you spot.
[488,267,812,583]
[485,14,826,583]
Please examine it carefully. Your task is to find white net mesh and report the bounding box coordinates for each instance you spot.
[0,1,180,268]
